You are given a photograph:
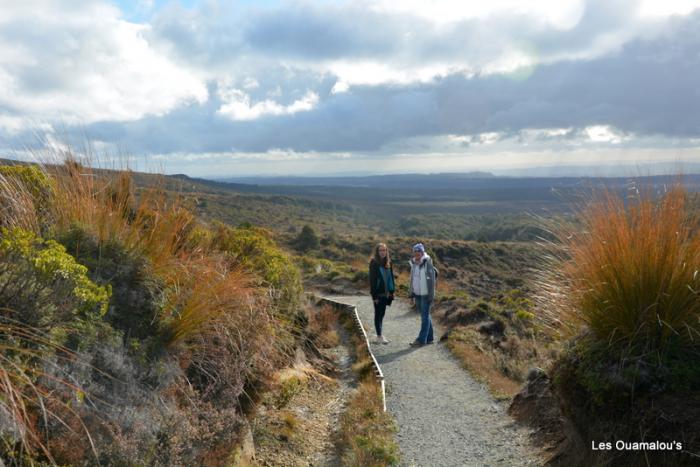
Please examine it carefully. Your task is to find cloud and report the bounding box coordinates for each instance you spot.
[101,8,700,155]
[148,0,670,87]
[2,0,700,176]
[217,89,319,121]
[0,0,207,126]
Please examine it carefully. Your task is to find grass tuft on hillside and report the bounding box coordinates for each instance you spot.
[0,160,303,464]
[537,183,700,466]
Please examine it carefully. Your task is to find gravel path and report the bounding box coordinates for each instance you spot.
[329,296,539,467]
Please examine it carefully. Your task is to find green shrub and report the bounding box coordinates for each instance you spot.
[212,223,302,318]
[275,376,306,409]
[515,309,534,321]
[294,224,319,252]
[353,269,369,283]
[0,164,55,233]
[0,227,110,348]
[0,165,54,207]
[57,225,163,343]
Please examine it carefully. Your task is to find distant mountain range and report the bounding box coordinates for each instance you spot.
[216,171,496,187]
[214,162,700,186]
[213,169,700,190]
[493,162,700,178]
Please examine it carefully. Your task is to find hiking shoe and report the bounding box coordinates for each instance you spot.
[380,336,390,344]
[426,340,435,345]
[409,340,424,347]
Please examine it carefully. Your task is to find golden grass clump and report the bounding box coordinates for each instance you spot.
[24,159,263,349]
[540,183,700,359]
[0,155,304,463]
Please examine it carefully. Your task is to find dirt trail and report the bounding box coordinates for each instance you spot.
[330,296,540,467]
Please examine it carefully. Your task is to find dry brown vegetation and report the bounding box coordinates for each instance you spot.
[0,158,303,465]
[539,184,700,355]
[520,182,700,466]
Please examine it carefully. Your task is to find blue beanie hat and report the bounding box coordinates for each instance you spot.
[412,242,425,253]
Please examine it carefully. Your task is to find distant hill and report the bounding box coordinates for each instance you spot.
[494,162,700,178]
[215,171,496,188]
[209,171,700,193]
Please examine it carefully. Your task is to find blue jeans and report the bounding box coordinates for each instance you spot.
[415,295,434,344]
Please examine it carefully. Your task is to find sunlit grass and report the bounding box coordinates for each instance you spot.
[13,157,258,350]
[539,183,700,360]
[0,149,305,463]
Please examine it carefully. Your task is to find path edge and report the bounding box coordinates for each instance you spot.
[313,295,387,412]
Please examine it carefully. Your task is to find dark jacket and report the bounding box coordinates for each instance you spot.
[369,259,395,300]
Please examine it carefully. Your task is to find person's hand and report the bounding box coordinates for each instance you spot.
[373,299,379,305]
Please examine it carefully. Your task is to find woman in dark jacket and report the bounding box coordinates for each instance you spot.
[369,243,395,344]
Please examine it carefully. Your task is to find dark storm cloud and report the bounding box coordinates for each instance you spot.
[243,4,402,60]
[149,0,642,69]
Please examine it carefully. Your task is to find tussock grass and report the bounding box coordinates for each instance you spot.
[539,183,700,360]
[0,152,304,463]
[5,158,261,351]
[306,304,340,348]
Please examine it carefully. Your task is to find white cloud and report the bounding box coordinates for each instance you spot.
[331,80,350,94]
[3,0,700,177]
[372,0,587,28]
[325,60,462,88]
[585,125,628,143]
[217,89,319,121]
[242,77,260,89]
[476,132,502,145]
[0,1,207,126]
[638,0,700,17]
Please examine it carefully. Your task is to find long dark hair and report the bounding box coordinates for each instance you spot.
[370,243,391,268]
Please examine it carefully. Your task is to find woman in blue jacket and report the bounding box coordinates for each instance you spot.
[368,243,395,344]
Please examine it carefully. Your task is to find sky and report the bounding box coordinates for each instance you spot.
[1,0,700,177]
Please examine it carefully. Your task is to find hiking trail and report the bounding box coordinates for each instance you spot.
[327,295,540,467]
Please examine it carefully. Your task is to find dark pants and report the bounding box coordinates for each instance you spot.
[373,296,388,336]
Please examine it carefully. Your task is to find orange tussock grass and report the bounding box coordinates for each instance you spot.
[17,159,258,348]
[160,256,254,348]
[48,162,198,272]
[539,183,700,358]
[305,304,340,348]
